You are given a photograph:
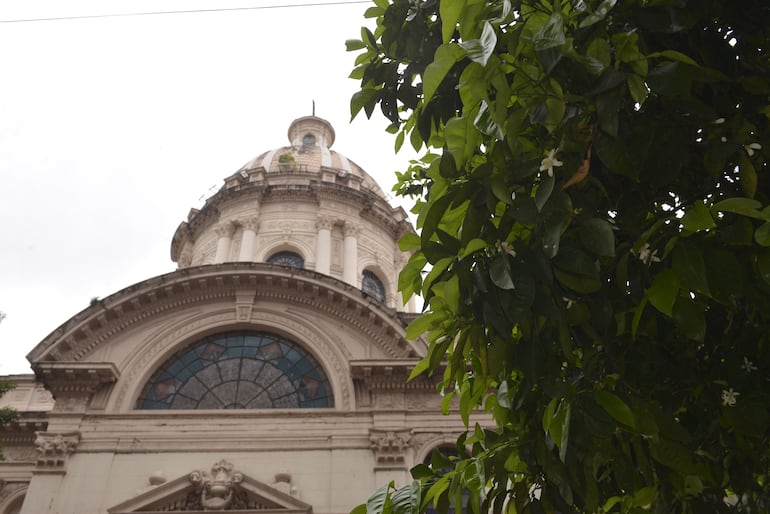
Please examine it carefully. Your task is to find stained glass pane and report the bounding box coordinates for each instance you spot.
[361,270,386,302]
[266,251,304,268]
[136,332,333,409]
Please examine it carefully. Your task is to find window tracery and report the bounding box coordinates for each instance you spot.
[361,270,386,302]
[136,332,333,409]
[266,251,304,268]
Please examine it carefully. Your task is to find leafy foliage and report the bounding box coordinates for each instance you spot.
[0,380,19,461]
[349,0,770,512]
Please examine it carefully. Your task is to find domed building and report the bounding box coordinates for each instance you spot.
[0,116,478,514]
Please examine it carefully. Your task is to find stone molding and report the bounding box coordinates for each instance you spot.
[342,223,361,237]
[107,458,313,514]
[369,428,413,469]
[315,215,333,231]
[238,217,261,232]
[28,264,422,369]
[214,222,236,238]
[34,431,80,471]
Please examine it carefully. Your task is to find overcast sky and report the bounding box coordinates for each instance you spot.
[0,0,419,374]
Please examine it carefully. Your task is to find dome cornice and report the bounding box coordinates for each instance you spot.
[171,175,411,262]
[27,263,424,369]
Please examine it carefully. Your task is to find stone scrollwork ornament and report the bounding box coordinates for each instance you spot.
[188,459,244,511]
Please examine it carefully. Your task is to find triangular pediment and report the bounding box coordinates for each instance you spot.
[108,460,312,514]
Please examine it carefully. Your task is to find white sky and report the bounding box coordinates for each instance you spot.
[0,0,419,374]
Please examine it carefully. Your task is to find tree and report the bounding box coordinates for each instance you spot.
[0,380,18,461]
[348,0,770,512]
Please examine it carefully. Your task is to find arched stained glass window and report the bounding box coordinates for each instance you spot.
[136,332,333,409]
[266,251,304,268]
[361,270,386,302]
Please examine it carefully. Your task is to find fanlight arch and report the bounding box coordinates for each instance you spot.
[266,250,305,268]
[136,331,333,409]
[361,269,386,302]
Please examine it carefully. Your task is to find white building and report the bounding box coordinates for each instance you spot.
[0,116,478,514]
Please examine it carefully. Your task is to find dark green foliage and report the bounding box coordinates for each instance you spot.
[0,380,19,461]
[350,0,770,512]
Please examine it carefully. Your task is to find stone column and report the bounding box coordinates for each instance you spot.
[315,216,333,275]
[343,223,360,286]
[238,218,260,262]
[214,222,235,263]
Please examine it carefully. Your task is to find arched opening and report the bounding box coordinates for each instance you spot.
[267,251,304,268]
[136,331,333,409]
[361,270,386,302]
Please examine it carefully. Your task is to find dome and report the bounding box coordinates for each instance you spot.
[237,116,386,199]
[170,115,415,313]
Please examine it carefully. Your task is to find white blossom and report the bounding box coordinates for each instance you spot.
[721,388,740,407]
[742,357,758,373]
[745,142,762,157]
[539,149,563,177]
[721,137,727,143]
[499,241,516,257]
[637,243,661,264]
[713,117,726,124]
[563,297,574,309]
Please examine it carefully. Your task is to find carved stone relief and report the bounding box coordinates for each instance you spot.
[370,428,413,469]
[34,431,80,469]
[188,459,244,511]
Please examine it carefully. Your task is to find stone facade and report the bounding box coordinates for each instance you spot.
[0,117,481,514]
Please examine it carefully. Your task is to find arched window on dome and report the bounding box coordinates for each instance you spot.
[136,331,333,409]
[361,270,386,302]
[266,251,304,268]
[302,133,316,146]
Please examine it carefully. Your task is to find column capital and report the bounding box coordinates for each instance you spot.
[343,223,361,237]
[316,215,334,231]
[239,217,261,232]
[35,431,80,471]
[214,221,236,238]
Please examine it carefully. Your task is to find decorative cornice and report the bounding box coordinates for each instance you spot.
[34,431,80,471]
[32,363,119,394]
[28,264,424,367]
[350,360,439,391]
[369,428,413,469]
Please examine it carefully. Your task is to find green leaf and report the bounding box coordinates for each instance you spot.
[350,88,380,120]
[648,50,699,67]
[367,482,394,514]
[681,201,715,232]
[586,38,611,70]
[351,503,367,514]
[647,269,679,316]
[672,294,706,341]
[460,238,488,259]
[440,0,465,43]
[595,390,636,428]
[627,74,648,104]
[391,481,421,514]
[532,13,565,51]
[712,197,763,219]
[535,173,555,212]
[490,254,515,289]
[398,232,421,252]
[578,218,616,257]
[460,21,497,67]
[423,44,465,105]
[755,222,770,247]
[578,0,617,28]
[633,487,657,507]
[672,242,709,295]
[345,39,365,52]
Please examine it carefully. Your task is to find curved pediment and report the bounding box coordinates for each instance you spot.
[108,459,312,514]
[27,263,423,369]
